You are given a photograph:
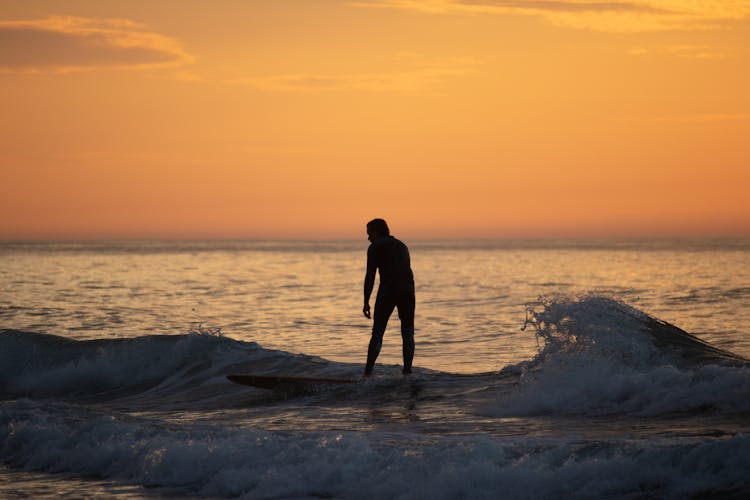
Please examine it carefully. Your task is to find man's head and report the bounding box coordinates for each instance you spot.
[366,218,390,242]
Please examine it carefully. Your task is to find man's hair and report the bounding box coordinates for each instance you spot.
[366,218,390,236]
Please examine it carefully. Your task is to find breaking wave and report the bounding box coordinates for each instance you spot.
[485,295,750,417]
[0,329,358,407]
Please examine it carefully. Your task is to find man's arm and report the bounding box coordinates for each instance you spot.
[363,246,376,318]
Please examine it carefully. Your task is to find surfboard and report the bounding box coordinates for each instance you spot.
[227,374,359,390]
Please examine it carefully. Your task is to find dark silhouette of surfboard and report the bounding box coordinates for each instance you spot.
[227,374,358,390]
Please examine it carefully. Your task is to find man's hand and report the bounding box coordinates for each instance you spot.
[363,303,371,319]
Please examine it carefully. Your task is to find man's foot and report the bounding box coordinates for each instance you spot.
[402,368,412,375]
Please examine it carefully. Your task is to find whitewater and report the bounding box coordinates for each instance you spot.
[1,239,749,498]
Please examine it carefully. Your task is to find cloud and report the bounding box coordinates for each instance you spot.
[226,55,481,93]
[362,0,658,13]
[0,16,192,73]
[628,44,730,59]
[352,0,750,32]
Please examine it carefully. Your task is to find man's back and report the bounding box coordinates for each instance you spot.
[367,236,414,291]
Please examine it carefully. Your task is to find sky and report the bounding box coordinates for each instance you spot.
[1,0,749,240]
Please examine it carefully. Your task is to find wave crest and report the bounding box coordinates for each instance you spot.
[486,295,750,417]
[524,294,745,368]
[0,329,345,403]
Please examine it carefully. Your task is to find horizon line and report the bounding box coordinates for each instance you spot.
[2,235,749,243]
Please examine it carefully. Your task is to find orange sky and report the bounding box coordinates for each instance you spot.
[1,0,749,240]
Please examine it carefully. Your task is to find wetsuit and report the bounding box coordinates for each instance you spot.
[364,235,415,376]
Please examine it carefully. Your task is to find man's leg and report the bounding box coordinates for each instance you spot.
[397,292,416,374]
[364,291,395,377]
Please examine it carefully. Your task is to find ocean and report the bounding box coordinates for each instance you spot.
[1,239,749,498]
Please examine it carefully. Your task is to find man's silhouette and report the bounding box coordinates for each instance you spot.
[362,218,415,377]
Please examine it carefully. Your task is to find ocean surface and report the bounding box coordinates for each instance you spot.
[1,239,749,498]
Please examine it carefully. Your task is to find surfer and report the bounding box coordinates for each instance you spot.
[362,218,415,377]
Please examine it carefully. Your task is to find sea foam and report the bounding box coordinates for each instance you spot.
[1,399,748,499]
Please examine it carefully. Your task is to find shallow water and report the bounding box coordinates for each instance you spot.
[1,239,749,498]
